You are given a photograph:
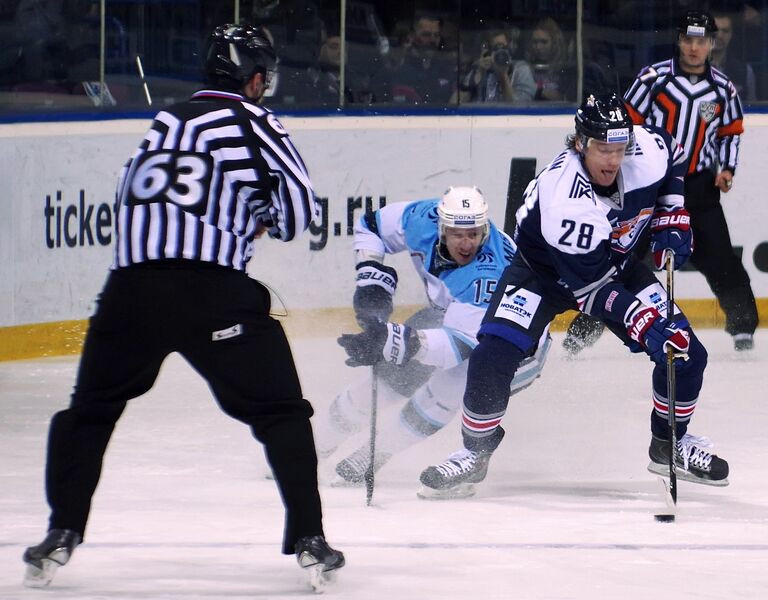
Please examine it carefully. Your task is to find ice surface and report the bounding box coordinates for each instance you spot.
[1,329,766,599]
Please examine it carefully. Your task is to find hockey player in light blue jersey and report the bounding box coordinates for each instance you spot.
[420,92,730,498]
[312,186,550,490]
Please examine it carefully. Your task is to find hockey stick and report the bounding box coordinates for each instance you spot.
[503,157,537,236]
[364,367,378,506]
[136,55,153,106]
[665,249,678,505]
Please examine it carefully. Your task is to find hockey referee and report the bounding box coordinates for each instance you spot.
[23,24,343,590]
[624,10,759,350]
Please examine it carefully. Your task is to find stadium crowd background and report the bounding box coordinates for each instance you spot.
[1,0,766,118]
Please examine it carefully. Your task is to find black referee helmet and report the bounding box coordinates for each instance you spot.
[204,24,277,92]
[677,10,718,38]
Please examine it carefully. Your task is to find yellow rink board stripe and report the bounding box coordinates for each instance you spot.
[1,298,766,362]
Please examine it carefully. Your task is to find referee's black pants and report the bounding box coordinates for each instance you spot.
[685,171,759,336]
[44,262,323,554]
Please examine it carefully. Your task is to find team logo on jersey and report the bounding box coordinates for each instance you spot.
[610,207,653,253]
[698,101,719,123]
[494,286,542,328]
[569,173,592,199]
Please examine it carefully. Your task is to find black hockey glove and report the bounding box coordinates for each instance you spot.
[353,261,398,327]
[337,321,420,367]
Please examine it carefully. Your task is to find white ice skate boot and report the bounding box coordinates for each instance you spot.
[332,446,391,487]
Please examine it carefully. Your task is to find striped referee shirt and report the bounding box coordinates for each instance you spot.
[113,89,316,271]
[623,58,744,175]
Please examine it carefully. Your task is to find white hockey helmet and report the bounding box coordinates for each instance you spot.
[438,186,490,245]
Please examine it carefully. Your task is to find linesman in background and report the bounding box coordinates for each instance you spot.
[624,10,758,350]
[22,24,343,592]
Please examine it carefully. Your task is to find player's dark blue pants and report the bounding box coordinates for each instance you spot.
[460,255,707,453]
[45,261,323,554]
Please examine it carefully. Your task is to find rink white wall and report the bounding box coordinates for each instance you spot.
[1,114,767,331]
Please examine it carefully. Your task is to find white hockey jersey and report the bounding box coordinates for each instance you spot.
[515,125,686,321]
[354,199,516,369]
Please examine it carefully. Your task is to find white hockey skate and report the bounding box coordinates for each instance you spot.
[648,433,729,486]
[295,535,345,594]
[22,529,81,588]
[330,446,391,487]
[417,448,492,500]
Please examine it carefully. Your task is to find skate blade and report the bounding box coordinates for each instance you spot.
[303,563,338,594]
[647,462,729,487]
[417,483,476,500]
[23,559,59,588]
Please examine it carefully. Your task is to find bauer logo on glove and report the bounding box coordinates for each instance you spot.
[626,304,690,363]
[650,207,693,270]
[337,321,420,367]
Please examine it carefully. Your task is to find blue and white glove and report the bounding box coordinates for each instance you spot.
[650,208,693,270]
[626,305,690,363]
[352,261,398,327]
[337,321,420,367]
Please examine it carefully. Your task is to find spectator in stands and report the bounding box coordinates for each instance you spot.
[526,16,609,102]
[457,27,536,104]
[276,31,375,107]
[245,0,325,102]
[384,14,457,104]
[711,10,757,102]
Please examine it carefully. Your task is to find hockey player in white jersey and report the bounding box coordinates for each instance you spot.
[312,187,549,491]
[420,92,729,498]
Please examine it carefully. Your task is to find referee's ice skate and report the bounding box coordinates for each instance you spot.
[418,448,493,499]
[295,535,345,592]
[22,529,81,587]
[648,433,729,486]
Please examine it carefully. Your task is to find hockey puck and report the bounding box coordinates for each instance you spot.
[654,514,675,522]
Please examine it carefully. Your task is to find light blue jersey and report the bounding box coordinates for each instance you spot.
[354,199,516,369]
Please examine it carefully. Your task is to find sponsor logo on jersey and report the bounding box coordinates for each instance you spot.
[494,286,542,328]
[698,101,719,123]
[636,283,675,318]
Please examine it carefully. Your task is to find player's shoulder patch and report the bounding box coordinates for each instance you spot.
[538,152,590,205]
[568,172,593,200]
